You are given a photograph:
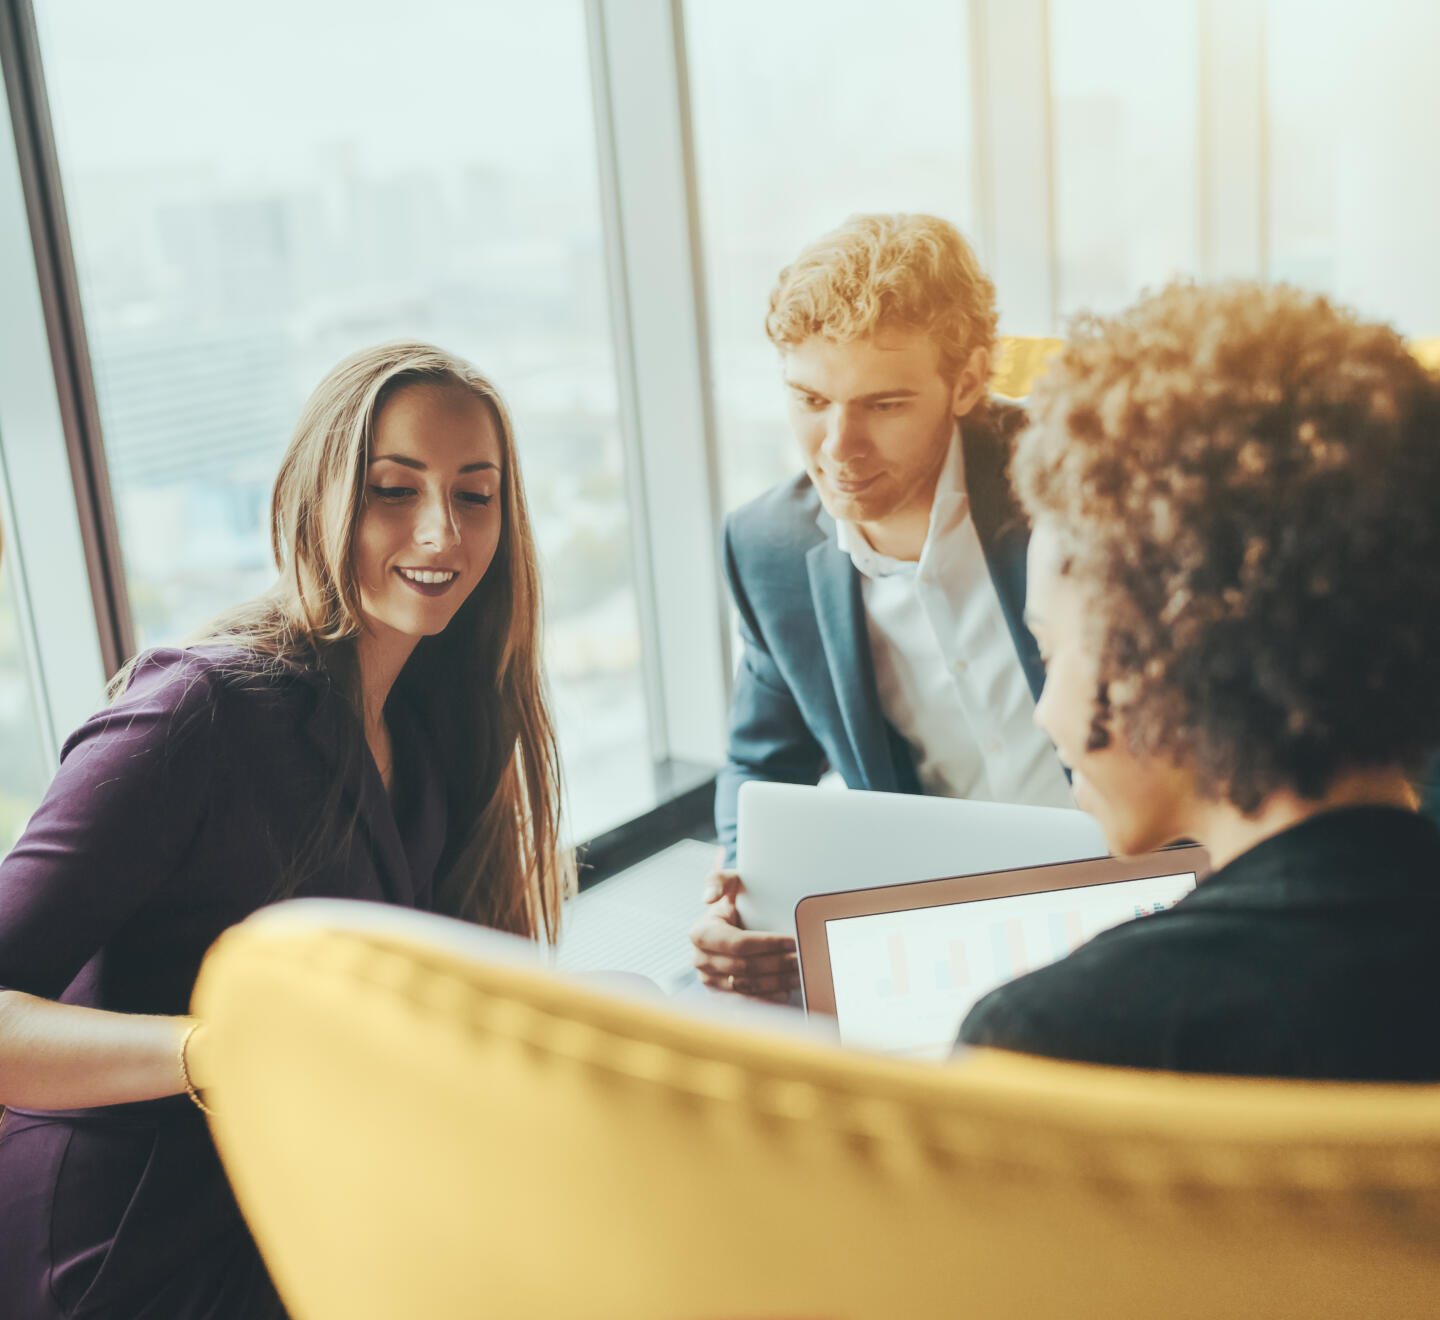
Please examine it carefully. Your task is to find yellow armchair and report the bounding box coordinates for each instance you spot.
[991,335,1064,400]
[194,899,1440,1320]
[1411,337,1440,374]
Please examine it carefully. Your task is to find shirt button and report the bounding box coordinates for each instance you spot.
[989,739,1004,755]
[952,658,968,675]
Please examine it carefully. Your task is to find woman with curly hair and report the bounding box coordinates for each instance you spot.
[0,341,572,1317]
[959,283,1440,1079]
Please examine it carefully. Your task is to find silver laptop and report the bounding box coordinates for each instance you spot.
[735,781,1108,939]
[796,845,1210,1060]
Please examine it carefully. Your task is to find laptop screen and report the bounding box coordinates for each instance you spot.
[824,869,1199,1060]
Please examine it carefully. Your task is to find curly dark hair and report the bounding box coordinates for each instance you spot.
[1013,281,1440,812]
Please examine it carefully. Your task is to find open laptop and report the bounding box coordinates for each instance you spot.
[796,845,1210,1060]
[734,782,1107,939]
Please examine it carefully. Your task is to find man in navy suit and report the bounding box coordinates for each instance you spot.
[690,214,1072,999]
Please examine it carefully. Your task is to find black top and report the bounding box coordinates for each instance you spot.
[958,807,1440,1080]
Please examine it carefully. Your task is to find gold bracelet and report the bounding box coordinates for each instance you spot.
[179,1020,214,1116]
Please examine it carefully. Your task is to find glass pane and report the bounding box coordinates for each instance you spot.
[686,0,976,513]
[35,0,650,839]
[1050,0,1199,320]
[0,517,51,850]
[1267,0,1440,334]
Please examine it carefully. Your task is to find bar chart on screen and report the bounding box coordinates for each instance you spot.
[826,871,1197,1059]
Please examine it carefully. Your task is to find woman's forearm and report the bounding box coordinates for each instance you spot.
[0,989,197,1110]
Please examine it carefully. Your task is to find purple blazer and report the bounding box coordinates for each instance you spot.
[0,648,448,1320]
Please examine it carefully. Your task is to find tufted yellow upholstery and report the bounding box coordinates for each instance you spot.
[193,899,1440,1320]
[990,334,1065,400]
[1411,337,1440,374]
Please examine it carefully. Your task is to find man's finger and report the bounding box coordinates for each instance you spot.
[699,969,799,1001]
[692,950,796,980]
[730,972,793,996]
[701,868,742,904]
[688,898,740,948]
[691,950,797,979]
[689,918,795,958]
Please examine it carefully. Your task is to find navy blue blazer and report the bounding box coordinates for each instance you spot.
[715,401,1044,862]
[0,647,447,1320]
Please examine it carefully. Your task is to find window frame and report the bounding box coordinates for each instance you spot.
[0,0,110,756]
[586,0,732,772]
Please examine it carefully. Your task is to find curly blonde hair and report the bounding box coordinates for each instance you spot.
[765,213,997,380]
[1013,282,1440,811]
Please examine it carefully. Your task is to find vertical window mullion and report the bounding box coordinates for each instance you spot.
[0,25,107,757]
[1197,0,1267,281]
[970,0,1059,335]
[586,0,731,772]
[1,0,133,678]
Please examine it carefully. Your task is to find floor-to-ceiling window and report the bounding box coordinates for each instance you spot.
[1267,0,1440,334]
[5,0,1437,862]
[685,0,977,513]
[1049,0,1200,321]
[33,0,653,839]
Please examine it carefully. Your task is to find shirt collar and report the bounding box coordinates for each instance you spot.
[832,425,967,581]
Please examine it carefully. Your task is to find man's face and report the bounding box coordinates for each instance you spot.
[783,331,973,530]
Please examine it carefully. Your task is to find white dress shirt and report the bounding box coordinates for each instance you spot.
[834,429,1073,808]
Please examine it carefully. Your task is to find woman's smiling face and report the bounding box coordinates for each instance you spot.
[354,381,504,646]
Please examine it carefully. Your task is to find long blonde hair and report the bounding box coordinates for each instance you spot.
[162,341,571,940]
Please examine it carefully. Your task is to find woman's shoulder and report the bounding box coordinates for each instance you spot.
[115,644,315,706]
[72,646,328,751]
[115,644,232,700]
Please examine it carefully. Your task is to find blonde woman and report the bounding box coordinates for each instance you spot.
[0,342,571,1318]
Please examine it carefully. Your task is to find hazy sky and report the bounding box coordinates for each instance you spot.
[32,0,1440,336]
[35,0,598,181]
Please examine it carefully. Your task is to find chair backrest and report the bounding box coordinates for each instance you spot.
[991,334,1064,399]
[194,899,1440,1320]
[1411,336,1440,374]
